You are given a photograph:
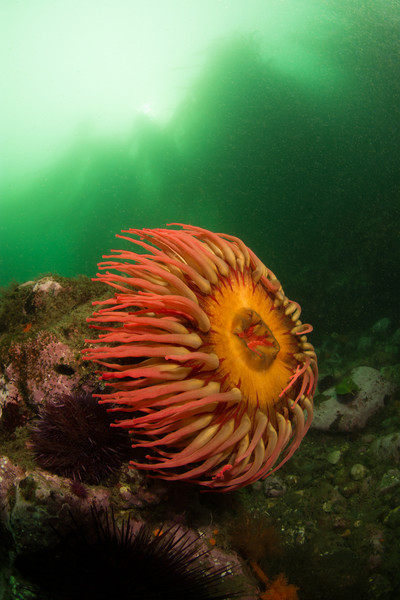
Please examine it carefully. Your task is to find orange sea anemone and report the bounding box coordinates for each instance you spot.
[83,224,317,491]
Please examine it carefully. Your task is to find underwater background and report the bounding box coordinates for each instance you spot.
[1,1,400,599]
[1,0,399,342]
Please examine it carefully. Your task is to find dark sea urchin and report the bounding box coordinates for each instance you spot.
[29,392,131,484]
[15,506,241,600]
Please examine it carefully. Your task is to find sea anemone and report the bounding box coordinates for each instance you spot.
[83,224,317,491]
[29,392,131,484]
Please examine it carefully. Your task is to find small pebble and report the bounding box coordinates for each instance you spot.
[350,464,368,481]
[263,476,286,497]
[384,506,400,528]
[322,501,332,513]
[379,469,400,494]
[327,450,341,465]
[371,317,391,335]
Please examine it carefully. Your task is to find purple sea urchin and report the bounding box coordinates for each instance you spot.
[29,392,131,484]
[15,505,242,600]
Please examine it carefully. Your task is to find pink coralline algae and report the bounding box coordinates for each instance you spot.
[0,454,111,552]
[5,330,80,409]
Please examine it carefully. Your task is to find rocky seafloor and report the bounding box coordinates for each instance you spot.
[0,276,399,600]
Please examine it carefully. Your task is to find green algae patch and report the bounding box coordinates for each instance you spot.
[335,377,360,396]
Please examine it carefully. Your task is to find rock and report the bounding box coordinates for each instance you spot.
[371,317,391,335]
[312,366,396,432]
[322,501,333,513]
[381,364,400,387]
[371,432,400,463]
[379,469,400,494]
[3,330,81,415]
[391,328,400,345]
[327,450,342,464]
[0,376,7,421]
[384,506,400,529]
[357,336,373,352]
[263,475,287,497]
[2,463,111,552]
[350,464,368,481]
[32,276,63,296]
[0,456,26,524]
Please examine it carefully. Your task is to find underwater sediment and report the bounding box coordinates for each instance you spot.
[0,274,399,599]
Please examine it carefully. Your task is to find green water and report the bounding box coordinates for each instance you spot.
[1,0,399,341]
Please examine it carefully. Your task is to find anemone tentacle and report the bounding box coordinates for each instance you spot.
[83,224,318,491]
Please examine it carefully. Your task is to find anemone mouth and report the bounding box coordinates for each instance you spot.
[83,224,318,492]
[232,308,281,368]
[200,269,300,416]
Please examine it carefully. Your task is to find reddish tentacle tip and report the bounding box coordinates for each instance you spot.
[212,464,233,480]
